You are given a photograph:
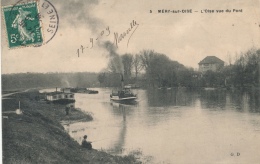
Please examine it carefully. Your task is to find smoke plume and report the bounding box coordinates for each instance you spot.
[56,0,102,33]
[102,41,123,74]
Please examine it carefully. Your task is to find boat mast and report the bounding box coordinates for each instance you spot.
[121,73,124,90]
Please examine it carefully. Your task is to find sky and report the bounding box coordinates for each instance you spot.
[1,0,260,74]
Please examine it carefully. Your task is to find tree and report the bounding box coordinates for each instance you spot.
[139,50,187,87]
[97,73,106,87]
[121,54,133,80]
[107,56,123,73]
[133,54,143,79]
[232,48,260,87]
[140,50,155,72]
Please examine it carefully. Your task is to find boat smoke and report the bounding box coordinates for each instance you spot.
[59,0,124,73]
[58,0,102,33]
[102,41,124,74]
[61,78,70,87]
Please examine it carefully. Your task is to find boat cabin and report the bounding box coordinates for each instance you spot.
[46,92,75,102]
[111,86,135,98]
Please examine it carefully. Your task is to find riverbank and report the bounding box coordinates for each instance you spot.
[2,90,140,163]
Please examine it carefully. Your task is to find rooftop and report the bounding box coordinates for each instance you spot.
[198,56,224,65]
[46,92,74,96]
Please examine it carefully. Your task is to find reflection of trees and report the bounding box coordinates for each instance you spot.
[248,90,260,112]
[227,90,245,111]
[143,88,196,126]
[108,103,135,154]
[200,90,226,109]
[146,87,195,107]
[227,90,260,113]
[200,89,260,113]
[110,103,135,116]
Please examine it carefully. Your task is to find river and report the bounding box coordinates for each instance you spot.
[61,88,259,163]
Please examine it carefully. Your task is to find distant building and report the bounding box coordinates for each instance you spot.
[198,56,224,73]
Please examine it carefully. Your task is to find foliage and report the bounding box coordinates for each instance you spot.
[121,53,134,80]
[201,70,225,87]
[100,49,192,88]
[133,54,143,78]
[6,48,258,90]
[232,48,260,87]
[199,48,260,88]
[2,72,99,90]
[97,72,106,86]
[100,47,260,88]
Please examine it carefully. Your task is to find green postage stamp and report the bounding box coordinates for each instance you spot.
[2,1,43,48]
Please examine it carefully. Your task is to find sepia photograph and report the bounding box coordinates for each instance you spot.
[1,0,260,163]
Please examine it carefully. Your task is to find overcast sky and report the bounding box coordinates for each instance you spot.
[1,0,260,74]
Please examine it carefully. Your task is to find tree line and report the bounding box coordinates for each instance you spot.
[98,50,196,88]
[2,48,259,90]
[98,48,260,89]
[217,48,259,88]
[2,72,99,91]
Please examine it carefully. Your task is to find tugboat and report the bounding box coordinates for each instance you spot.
[110,75,137,104]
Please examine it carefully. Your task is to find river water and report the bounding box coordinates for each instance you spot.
[60,88,260,163]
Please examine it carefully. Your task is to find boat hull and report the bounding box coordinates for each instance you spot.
[110,96,137,104]
[46,99,75,104]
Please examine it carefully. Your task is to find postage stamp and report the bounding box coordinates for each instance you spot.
[2,1,43,48]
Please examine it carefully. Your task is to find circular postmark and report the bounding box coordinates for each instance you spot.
[37,0,59,45]
[2,0,59,48]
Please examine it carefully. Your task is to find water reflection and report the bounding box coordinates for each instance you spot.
[146,87,196,107]
[109,103,136,118]
[106,103,130,154]
[59,88,260,163]
[244,90,260,112]
[200,90,227,109]
[199,89,260,112]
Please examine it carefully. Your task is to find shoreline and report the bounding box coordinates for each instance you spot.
[2,90,140,163]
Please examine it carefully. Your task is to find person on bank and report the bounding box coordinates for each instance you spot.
[81,135,92,150]
[65,106,70,115]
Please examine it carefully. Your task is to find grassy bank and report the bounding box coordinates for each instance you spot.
[2,90,140,164]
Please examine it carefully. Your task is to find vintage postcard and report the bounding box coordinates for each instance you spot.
[1,0,260,163]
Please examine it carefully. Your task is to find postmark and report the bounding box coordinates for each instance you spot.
[37,0,59,45]
[2,0,59,48]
